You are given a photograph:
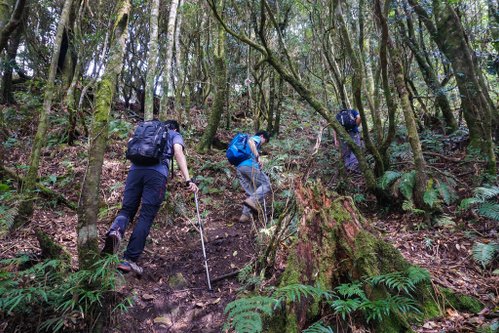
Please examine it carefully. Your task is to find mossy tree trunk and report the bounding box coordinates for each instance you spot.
[269,181,451,332]
[0,0,26,53]
[77,0,130,270]
[159,0,180,119]
[397,10,457,133]
[378,0,429,210]
[14,0,74,228]
[143,0,159,121]
[408,0,497,176]
[197,1,226,153]
[333,0,387,177]
[1,19,22,104]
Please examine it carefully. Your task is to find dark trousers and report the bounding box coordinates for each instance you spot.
[110,169,167,262]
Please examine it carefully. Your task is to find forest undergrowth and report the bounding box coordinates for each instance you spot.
[0,98,497,333]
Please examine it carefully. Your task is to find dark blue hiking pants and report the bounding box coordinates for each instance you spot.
[109,169,167,262]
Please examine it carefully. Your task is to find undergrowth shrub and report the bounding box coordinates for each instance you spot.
[0,254,132,332]
[224,266,430,333]
[377,170,457,216]
[459,185,499,270]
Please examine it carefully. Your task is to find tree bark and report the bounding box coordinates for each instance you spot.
[77,0,130,269]
[159,0,180,119]
[377,0,428,210]
[197,3,226,153]
[15,0,74,228]
[0,0,26,53]
[267,181,444,332]
[408,0,496,175]
[144,0,159,120]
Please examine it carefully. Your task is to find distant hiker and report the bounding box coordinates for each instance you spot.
[102,119,198,275]
[226,130,271,223]
[335,109,362,172]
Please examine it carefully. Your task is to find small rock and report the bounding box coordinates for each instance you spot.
[143,294,155,301]
[168,272,188,290]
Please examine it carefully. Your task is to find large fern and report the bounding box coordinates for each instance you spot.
[460,185,499,221]
[224,296,278,333]
[472,242,499,269]
[398,171,416,201]
[377,171,402,190]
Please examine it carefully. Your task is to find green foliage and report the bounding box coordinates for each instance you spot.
[224,296,279,333]
[0,183,18,236]
[472,242,499,269]
[302,321,334,333]
[108,119,133,140]
[460,185,499,221]
[0,255,132,331]
[377,171,402,190]
[224,267,429,333]
[399,171,416,201]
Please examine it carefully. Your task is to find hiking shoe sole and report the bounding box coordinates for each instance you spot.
[117,261,143,276]
[101,230,121,255]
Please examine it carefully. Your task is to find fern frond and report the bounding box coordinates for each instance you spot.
[474,186,499,201]
[330,298,362,320]
[360,299,390,323]
[476,202,499,221]
[436,182,456,205]
[334,282,365,299]
[406,266,431,285]
[224,296,278,333]
[303,321,335,333]
[386,295,421,314]
[398,171,416,201]
[423,188,440,208]
[273,284,331,302]
[459,197,481,210]
[377,171,402,190]
[472,242,498,268]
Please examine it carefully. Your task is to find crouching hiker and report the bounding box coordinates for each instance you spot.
[102,119,198,275]
[335,108,362,173]
[226,130,271,223]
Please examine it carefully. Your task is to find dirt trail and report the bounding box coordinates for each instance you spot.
[112,191,257,333]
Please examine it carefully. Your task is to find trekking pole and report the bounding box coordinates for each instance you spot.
[194,191,212,291]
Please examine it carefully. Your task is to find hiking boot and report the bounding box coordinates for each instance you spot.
[238,214,251,223]
[243,198,258,212]
[101,229,121,255]
[117,260,143,276]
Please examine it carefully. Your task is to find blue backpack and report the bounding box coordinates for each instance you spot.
[336,109,357,131]
[226,133,250,166]
[126,120,169,165]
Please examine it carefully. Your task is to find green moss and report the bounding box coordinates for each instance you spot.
[374,313,413,333]
[441,288,484,313]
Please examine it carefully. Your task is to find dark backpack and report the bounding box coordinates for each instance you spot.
[336,109,357,131]
[126,120,169,165]
[226,133,250,166]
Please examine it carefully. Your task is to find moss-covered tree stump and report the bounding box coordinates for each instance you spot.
[267,181,482,332]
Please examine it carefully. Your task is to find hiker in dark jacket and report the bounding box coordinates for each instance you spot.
[102,120,198,275]
[336,109,362,172]
[236,130,271,223]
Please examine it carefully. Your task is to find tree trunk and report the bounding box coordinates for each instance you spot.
[397,10,457,133]
[77,0,130,269]
[268,181,477,332]
[1,20,21,104]
[0,0,26,53]
[15,0,74,228]
[197,6,226,153]
[335,1,385,177]
[144,0,159,120]
[409,0,496,175]
[159,0,180,119]
[379,0,428,210]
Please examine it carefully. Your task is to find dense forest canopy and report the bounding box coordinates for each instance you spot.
[0,0,497,332]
